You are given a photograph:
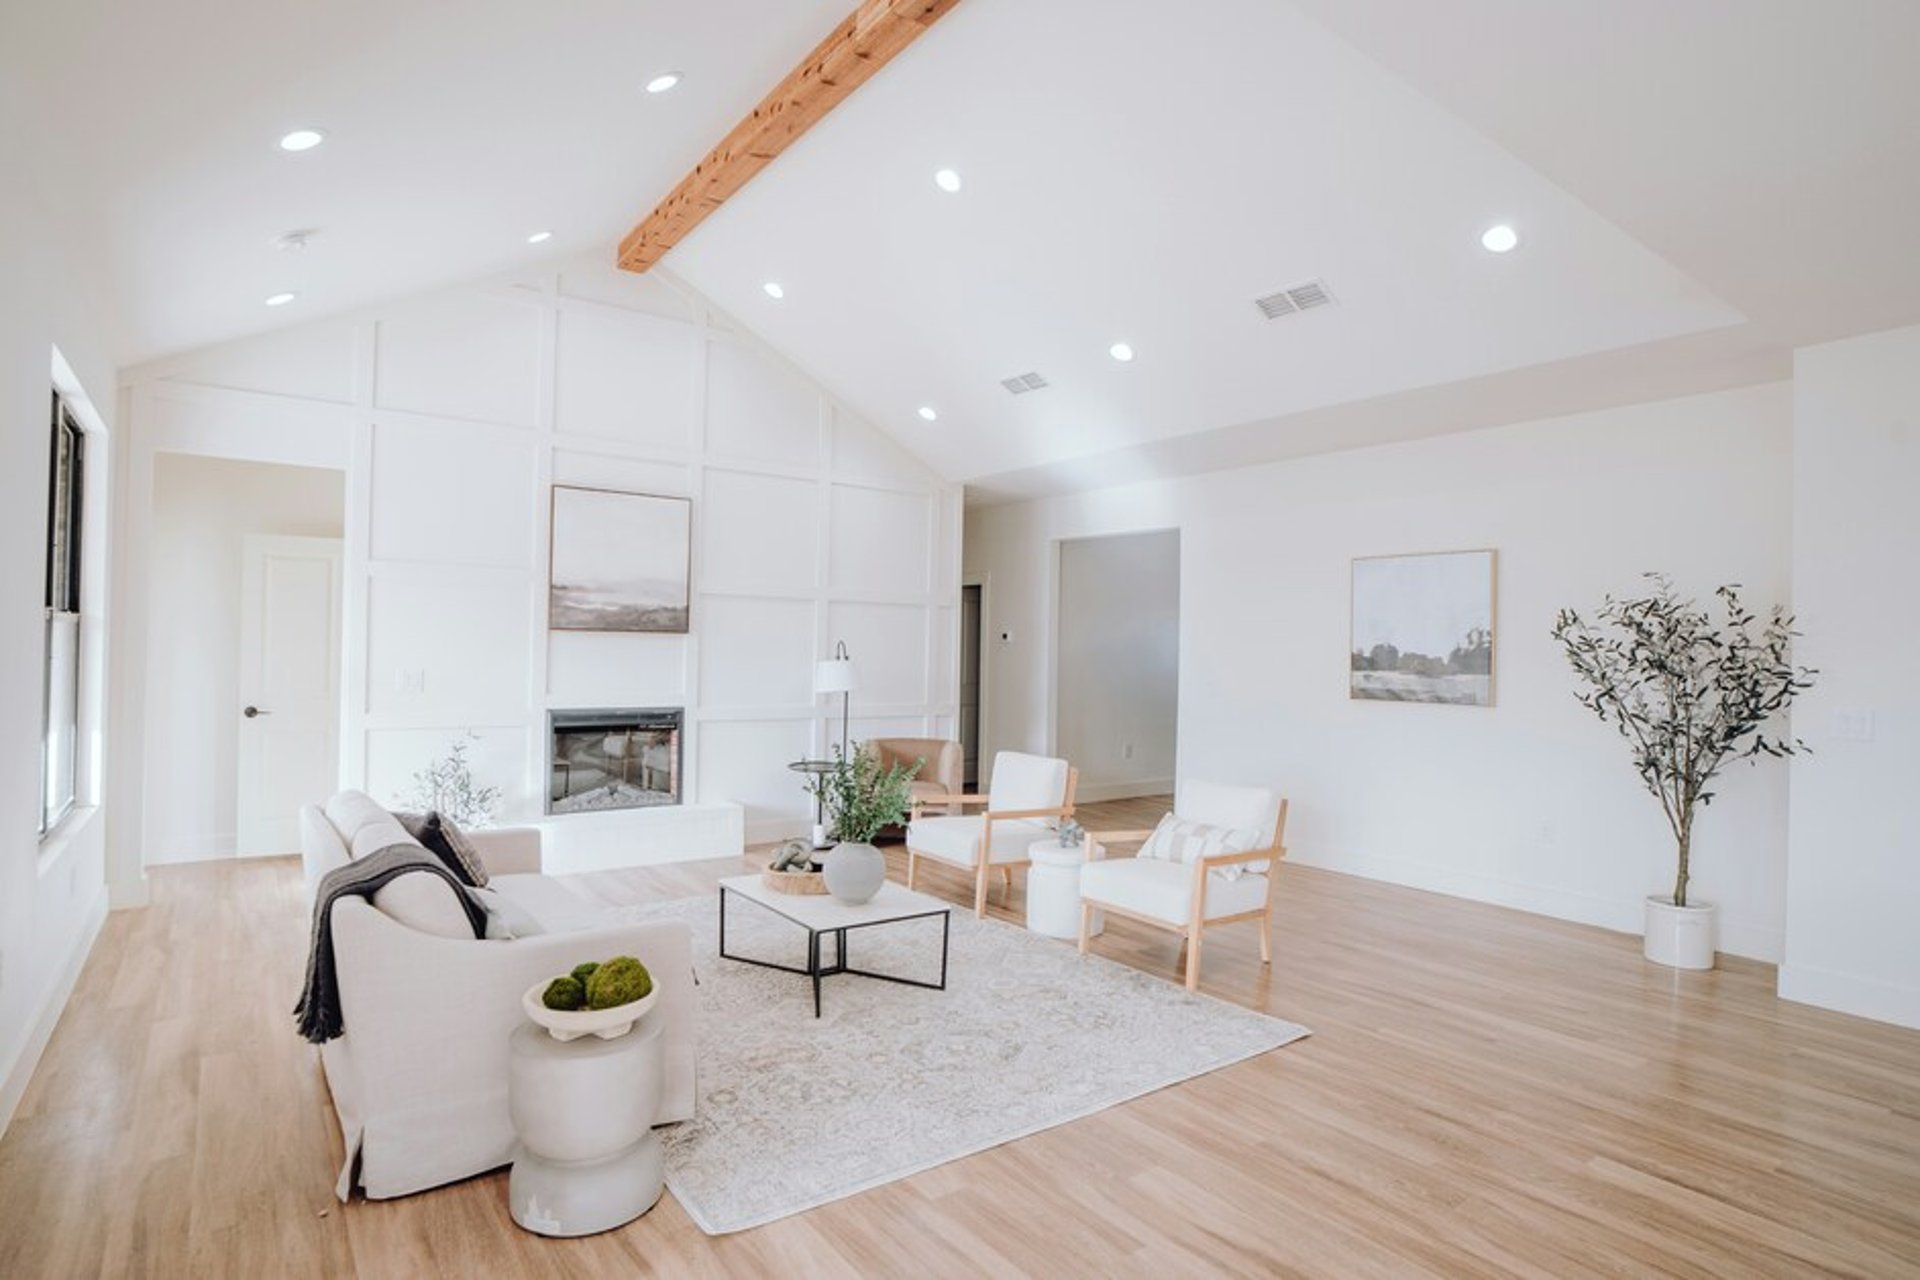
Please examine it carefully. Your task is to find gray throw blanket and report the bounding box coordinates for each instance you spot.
[293,844,487,1044]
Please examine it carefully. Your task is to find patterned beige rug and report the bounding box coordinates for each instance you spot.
[619,893,1310,1234]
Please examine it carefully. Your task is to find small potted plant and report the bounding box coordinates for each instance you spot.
[1551,574,1814,969]
[811,744,919,904]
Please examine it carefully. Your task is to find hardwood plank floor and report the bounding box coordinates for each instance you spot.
[4,796,1918,1277]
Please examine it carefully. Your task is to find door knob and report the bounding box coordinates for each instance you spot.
[244,705,270,718]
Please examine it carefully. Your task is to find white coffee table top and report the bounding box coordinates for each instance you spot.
[719,874,951,931]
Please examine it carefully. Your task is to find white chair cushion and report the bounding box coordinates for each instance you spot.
[908,815,1052,867]
[1177,780,1282,845]
[1080,857,1269,925]
[987,751,1070,814]
[1139,812,1264,880]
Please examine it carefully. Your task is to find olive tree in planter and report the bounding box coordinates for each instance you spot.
[809,744,920,905]
[1551,574,1813,970]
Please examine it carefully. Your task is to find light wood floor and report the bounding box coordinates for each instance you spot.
[4,795,1920,1277]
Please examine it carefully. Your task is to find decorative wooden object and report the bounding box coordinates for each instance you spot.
[762,865,830,896]
[617,0,962,273]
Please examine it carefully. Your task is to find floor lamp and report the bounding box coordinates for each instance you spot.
[810,642,857,848]
[814,641,857,761]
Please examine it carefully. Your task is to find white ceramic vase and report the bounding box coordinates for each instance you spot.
[1643,896,1716,970]
[823,841,887,904]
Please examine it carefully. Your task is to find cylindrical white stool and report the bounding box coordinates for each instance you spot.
[1027,839,1103,940]
[507,1014,665,1237]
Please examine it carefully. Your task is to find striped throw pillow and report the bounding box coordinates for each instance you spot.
[1138,814,1267,880]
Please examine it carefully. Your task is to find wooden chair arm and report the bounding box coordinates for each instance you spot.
[1081,828,1157,844]
[983,805,1072,823]
[908,793,992,818]
[1197,843,1287,870]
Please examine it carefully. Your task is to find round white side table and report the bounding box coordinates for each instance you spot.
[1026,839,1103,940]
[507,1013,665,1237]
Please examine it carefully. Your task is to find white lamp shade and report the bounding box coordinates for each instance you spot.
[813,657,857,695]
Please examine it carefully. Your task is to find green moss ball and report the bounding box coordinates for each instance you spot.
[541,975,586,1011]
[570,961,600,988]
[585,955,653,1010]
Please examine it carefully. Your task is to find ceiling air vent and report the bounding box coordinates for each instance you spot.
[1000,371,1050,395]
[1255,279,1336,320]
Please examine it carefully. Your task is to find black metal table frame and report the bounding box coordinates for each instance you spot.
[718,884,952,1018]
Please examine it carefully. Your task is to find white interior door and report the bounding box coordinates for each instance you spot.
[237,534,342,854]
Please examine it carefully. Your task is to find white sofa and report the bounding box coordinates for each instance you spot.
[300,791,696,1201]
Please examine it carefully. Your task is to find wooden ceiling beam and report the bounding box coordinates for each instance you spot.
[617,0,961,273]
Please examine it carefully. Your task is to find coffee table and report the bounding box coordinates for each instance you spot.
[717,874,952,1017]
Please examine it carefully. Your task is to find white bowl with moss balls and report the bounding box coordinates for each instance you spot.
[522,957,657,1042]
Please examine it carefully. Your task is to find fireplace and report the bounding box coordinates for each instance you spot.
[547,707,683,815]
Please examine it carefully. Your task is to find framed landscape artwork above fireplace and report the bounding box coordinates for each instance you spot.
[549,485,691,633]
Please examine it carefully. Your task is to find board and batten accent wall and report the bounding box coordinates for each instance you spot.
[118,258,963,863]
[965,383,1795,962]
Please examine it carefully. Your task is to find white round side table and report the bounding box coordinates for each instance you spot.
[1026,839,1103,940]
[507,1013,665,1237]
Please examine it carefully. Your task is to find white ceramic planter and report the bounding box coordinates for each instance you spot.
[1643,896,1717,970]
[823,840,887,904]
[522,982,657,1042]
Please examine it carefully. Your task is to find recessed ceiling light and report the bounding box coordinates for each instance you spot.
[278,129,326,153]
[933,168,962,193]
[763,281,785,300]
[1481,224,1520,253]
[917,406,939,422]
[645,73,682,94]
[527,230,553,245]
[264,292,297,307]
[1109,342,1135,363]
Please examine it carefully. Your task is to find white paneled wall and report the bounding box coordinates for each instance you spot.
[125,257,961,855]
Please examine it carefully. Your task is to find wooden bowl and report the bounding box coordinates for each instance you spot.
[762,864,829,895]
[522,981,657,1042]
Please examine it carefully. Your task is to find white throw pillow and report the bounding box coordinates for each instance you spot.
[1138,813,1266,880]
[465,886,546,940]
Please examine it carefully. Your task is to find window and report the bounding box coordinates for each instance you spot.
[42,391,84,835]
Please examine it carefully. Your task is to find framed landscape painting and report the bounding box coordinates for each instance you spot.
[549,486,691,633]
[1350,550,1496,706]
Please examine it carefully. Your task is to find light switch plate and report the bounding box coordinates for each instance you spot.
[1830,709,1876,742]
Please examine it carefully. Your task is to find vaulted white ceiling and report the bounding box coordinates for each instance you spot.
[8,0,1918,499]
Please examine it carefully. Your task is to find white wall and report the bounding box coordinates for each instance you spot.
[145,456,344,863]
[1780,324,1920,1028]
[122,259,962,855]
[966,383,1795,959]
[1056,530,1179,800]
[0,167,116,1130]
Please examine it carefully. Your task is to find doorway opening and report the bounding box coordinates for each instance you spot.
[1055,529,1179,803]
[145,455,345,861]
[959,582,984,791]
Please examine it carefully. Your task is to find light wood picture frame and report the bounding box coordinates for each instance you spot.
[548,485,692,633]
[1350,549,1496,706]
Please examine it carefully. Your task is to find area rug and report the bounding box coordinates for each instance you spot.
[618,893,1310,1234]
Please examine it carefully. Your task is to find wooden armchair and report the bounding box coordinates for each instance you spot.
[905,750,1079,918]
[1077,782,1289,991]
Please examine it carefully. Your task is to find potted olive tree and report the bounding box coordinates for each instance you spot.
[811,745,919,905]
[1551,575,1813,969]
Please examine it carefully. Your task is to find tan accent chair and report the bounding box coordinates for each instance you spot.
[906,750,1079,918]
[1077,782,1289,992]
[864,738,964,809]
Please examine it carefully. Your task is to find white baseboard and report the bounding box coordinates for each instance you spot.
[1778,963,1920,1031]
[0,886,110,1138]
[1287,847,1784,964]
[1073,777,1174,805]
